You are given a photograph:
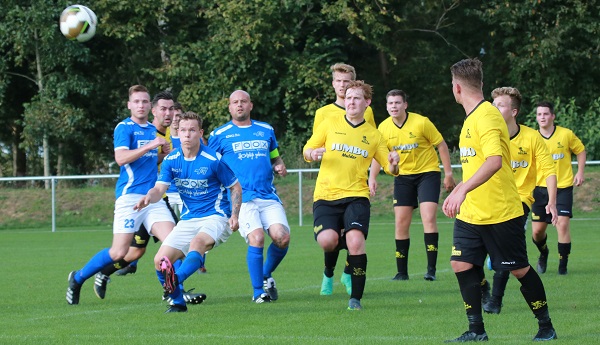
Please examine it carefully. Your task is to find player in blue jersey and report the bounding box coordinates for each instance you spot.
[66,85,176,305]
[134,111,242,313]
[209,90,291,303]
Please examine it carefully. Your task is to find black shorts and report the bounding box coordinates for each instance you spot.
[393,171,441,208]
[129,196,178,248]
[451,217,529,271]
[313,197,370,240]
[531,186,573,223]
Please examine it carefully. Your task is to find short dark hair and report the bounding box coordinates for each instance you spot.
[536,101,554,114]
[179,111,203,128]
[386,89,408,102]
[450,58,483,90]
[172,101,184,111]
[152,90,174,107]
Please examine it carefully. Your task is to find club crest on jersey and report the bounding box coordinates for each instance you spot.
[194,167,208,175]
[557,141,564,148]
[518,147,527,155]
[331,143,369,158]
[409,132,416,138]
[361,136,369,144]
[253,131,265,137]
[465,129,471,138]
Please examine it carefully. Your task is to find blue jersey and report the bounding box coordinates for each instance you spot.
[166,135,181,195]
[208,120,281,203]
[113,118,159,198]
[158,146,238,220]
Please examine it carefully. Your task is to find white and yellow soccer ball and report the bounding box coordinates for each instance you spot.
[59,5,97,42]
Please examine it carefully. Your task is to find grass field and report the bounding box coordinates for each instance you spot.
[2,215,600,344]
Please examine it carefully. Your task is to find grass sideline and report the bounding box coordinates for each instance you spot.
[2,217,600,344]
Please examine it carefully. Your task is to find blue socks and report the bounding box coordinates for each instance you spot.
[247,246,264,298]
[129,259,138,268]
[75,248,114,284]
[263,243,288,278]
[176,252,203,282]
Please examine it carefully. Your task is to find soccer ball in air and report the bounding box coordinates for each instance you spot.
[59,5,97,42]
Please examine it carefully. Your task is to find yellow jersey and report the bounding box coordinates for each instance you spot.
[304,116,396,201]
[378,112,443,175]
[457,101,523,224]
[536,126,585,188]
[313,103,376,132]
[510,125,556,208]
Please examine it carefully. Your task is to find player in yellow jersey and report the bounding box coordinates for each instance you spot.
[481,87,558,315]
[313,63,376,296]
[313,63,376,131]
[304,81,400,310]
[531,101,586,275]
[368,89,455,282]
[442,59,556,342]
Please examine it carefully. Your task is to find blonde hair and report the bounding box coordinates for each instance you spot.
[491,87,522,112]
[330,63,356,80]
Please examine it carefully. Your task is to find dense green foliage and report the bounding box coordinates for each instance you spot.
[1,0,599,177]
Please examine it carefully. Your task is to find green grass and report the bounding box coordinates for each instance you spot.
[2,217,600,344]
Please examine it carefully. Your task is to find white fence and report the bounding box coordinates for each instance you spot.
[2,161,598,232]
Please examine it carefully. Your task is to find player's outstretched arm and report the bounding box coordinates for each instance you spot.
[115,136,168,166]
[303,147,325,162]
[134,184,168,211]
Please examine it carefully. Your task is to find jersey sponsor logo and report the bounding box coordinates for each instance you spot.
[459,147,476,163]
[501,261,515,265]
[171,168,182,173]
[138,139,153,148]
[335,131,346,135]
[393,143,419,151]
[237,151,268,160]
[134,131,145,136]
[330,143,369,158]
[225,133,241,138]
[552,153,565,160]
[451,246,461,256]
[511,160,529,169]
[174,178,209,188]
[232,140,269,152]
